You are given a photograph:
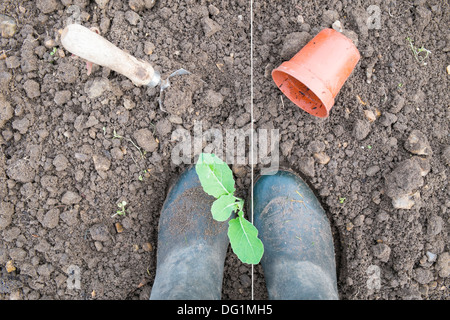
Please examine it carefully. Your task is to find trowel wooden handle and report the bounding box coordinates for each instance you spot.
[61,24,159,86]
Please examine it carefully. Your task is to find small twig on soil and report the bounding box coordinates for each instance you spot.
[23,36,40,44]
[149,122,156,135]
[128,138,145,159]
[356,95,367,105]
[388,7,394,18]
[280,95,285,109]
[112,129,123,139]
[128,151,139,168]
[113,129,145,159]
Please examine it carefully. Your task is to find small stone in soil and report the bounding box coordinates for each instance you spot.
[372,243,391,262]
[442,146,450,166]
[89,223,110,242]
[426,215,443,236]
[332,20,343,32]
[133,129,158,153]
[404,129,432,156]
[391,191,420,210]
[379,112,398,127]
[436,252,449,278]
[54,90,72,106]
[0,95,14,129]
[385,158,424,198]
[144,41,155,55]
[23,80,40,99]
[95,0,110,9]
[85,78,111,99]
[365,165,380,177]
[142,242,153,251]
[0,201,14,231]
[58,62,79,84]
[202,90,224,109]
[308,140,325,153]
[202,17,221,37]
[37,0,58,13]
[129,0,144,11]
[364,110,376,122]
[414,267,434,285]
[115,222,124,233]
[41,208,60,229]
[390,94,405,114]
[93,154,111,172]
[298,156,315,177]
[53,154,69,171]
[156,119,172,137]
[144,0,157,9]
[353,119,371,140]
[313,152,330,165]
[6,260,16,273]
[5,56,20,69]
[61,191,82,205]
[0,14,17,38]
[426,251,437,262]
[6,159,35,183]
[125,10,141,25]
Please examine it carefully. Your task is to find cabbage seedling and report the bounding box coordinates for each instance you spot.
[112,200,127,218]
[195,153,264,265]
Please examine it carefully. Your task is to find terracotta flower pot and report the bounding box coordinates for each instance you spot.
[272,28,360,118]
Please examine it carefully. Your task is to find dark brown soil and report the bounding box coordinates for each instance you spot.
[0,0,448,300]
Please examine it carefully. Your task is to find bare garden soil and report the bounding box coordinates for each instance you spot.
[0,0,448,300]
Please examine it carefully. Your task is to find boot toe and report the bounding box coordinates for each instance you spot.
[253,170,339,299]
[150,166,230,300]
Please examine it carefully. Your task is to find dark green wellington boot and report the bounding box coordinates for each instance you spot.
[150,166,229,300]
[253,169,339,300]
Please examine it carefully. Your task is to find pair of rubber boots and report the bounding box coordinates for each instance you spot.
[149,167,339,300]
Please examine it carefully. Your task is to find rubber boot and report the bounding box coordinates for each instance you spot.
[253,169,339,300]
[150,166,229,300]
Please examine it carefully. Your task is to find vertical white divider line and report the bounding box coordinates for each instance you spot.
[250,0,254,301]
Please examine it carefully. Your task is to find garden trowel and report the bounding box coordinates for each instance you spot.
[61,23,189,111]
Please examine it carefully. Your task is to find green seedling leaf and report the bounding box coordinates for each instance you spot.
[228,215,264,265]
[195,153,264,265]
[195,153,235,198]
[112,201,127,218]
[211,194,238,221]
